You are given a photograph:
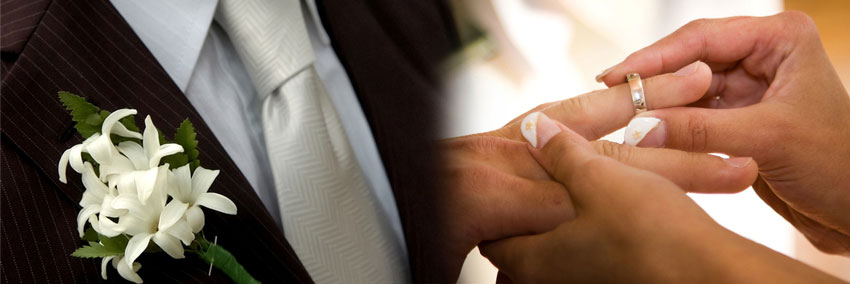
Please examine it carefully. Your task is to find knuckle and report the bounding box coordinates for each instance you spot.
[593,140,631,163]
[685,114,709,151]
[781,11,819,39]
[572,157,609,182]
[683,18,711,32]
[557,95,591,121]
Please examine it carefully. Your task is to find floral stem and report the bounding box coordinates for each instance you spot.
[192,238,260,284]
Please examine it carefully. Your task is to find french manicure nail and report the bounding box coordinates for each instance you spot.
[595,63,619,82]
[520,112,561,148]
[723,157,752,168]
[624,117,664,147]
[521,112,541,147]
[673,61,700,77]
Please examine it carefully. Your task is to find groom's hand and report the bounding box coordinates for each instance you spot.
[437,61,758,280]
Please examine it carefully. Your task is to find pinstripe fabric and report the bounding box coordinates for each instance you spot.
[0,0,312,282]
[216,0,406,282]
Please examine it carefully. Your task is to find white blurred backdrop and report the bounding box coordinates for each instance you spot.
[443,0,850,282]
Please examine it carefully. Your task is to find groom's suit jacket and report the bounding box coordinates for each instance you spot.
[0,0,459,282]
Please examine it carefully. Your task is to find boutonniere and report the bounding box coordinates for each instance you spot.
[56,92,259,283]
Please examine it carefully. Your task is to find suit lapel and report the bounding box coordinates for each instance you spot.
[316,0,459,282]
[0,0,312,282]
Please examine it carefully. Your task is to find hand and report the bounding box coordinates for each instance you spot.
[479,113,844,283]
[436,62,759,281]
[597,11,850,254]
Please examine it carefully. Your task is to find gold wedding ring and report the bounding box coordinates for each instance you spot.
[627,73,647,114]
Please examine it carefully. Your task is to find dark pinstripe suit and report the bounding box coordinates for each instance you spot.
[1,0,459,283]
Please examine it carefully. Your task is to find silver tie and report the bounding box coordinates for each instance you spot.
[215,0,406,282]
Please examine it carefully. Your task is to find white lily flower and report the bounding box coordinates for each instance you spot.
[101,255,142,283]
[112,166,194,267]
[75,162,126,237]
[58,133,101,183]
[168,165,237,232]
[85,109,143,167]
[111,115,183,204]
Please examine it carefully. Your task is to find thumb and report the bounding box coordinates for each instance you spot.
[520,112,611,207]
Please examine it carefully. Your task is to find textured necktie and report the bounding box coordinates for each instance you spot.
[214,0,406,282]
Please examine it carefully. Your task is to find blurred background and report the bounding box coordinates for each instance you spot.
[441,0,850,282]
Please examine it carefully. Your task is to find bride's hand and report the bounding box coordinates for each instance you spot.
[479,112,843,283]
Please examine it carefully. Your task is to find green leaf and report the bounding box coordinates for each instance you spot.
[160,119,200,171]
[82,227,99,242]
[71,241,122,258]
[174,119,199,163]
[194,243,261,284]
[58,92,102,138]
[160,153,189,169]
[120,115,140,133]
[98,234,129,253]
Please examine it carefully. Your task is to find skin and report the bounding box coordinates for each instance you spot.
[598,11,850,255]
[479,114,845,284]
[437,61,759,281]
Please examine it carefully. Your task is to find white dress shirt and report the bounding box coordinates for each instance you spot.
[109,0,408,274]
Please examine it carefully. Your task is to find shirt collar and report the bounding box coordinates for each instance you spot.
[110,0,329,93]
[110,0,218,93]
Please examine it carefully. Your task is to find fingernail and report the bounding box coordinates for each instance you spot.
[723,157,752,168]
[521,112,561,148]
[595,63,619,82]
[673,61,700,77]
[624,116,665,147]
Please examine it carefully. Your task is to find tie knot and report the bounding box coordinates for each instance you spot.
[215,0,316,96]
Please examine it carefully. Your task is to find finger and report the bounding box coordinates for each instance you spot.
[596,12,805,86]
[520,111,632,209]
[497,61,712,141]
[591,140,757,193]
[624,106,771,158]
[442,135,551,181]
[465,169,576,241]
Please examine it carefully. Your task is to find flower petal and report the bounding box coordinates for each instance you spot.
[68,144,86,174]
[158,200,188,231]
[185,206,205,233]
[101,256,114,280]
[81,163,108,200]
[134,167,159,205]
[76,205,101,237]
[152,232,185,259]
[111,195,145,218]
[96,216,124,237]
[110,119,142,139]
[100,194,126,218]
[117,141,148,170]
[143,116,160,160]
[98,154,135,183]
[58,148,71,183]
[114,256,143,284]
[171,165,192,201]
[149,143,183,168]
[86,134,117,167]
[124,232,152,267]
[102,109,137,135]
[191,167,219,199]
[197,193,237,215]
[70,134,100,174]
[166,220,195,245]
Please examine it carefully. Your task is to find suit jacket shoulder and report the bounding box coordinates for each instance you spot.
[0,0,312,282]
